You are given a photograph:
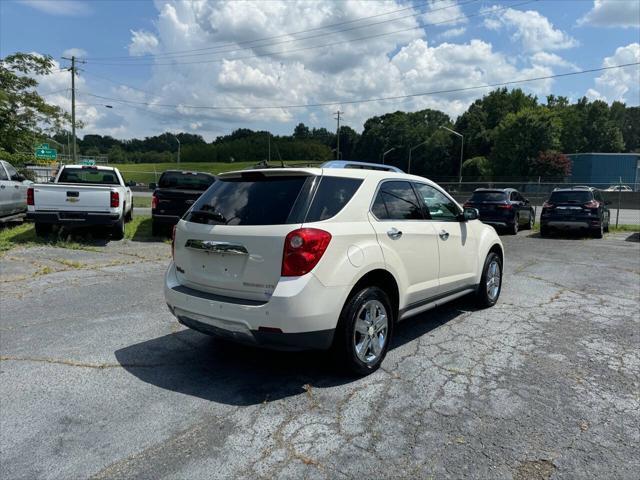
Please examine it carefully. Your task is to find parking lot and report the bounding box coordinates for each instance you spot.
[1,231,639,479]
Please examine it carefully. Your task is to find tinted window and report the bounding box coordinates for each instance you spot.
[549,191,592,204]
[414,183,460,220]
[186,174,308,226]
[305,176,362,222]
[371,181,423,220]
[470,191,507,202]
[0,164,7,181]
[4,163,18,180]
[158,171,215,191]
[58,168,119,185]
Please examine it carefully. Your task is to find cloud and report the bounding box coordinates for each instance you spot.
[483,7,578,52]
[62,48,87,58]
[128,30,159,56]
[439,27,466,40]
[578,0,640,28]
[19,0,90,16]
[530,52,579,71]
[423,0,467,25]
[588,43,640,104]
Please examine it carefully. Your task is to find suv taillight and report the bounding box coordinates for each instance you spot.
[27,187,34,206]
[463,201,472,208]
[583,200,599,209]
[151,193,158,210]
[282,228,332,277]
[496,203,512,210]
[110,190,120,208]
[171,225,177,260]
[542,202,554,209]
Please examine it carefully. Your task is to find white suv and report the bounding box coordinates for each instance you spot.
[165,161,503,375]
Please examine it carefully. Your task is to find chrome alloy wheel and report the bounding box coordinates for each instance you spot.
[486,260,501,301]
[353,300,388,364]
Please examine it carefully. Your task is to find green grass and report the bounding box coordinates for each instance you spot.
[132,196,151,208]
[0,215,167,254]
[117,161,321,185]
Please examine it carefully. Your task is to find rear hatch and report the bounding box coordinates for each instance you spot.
[173,170,317,302]
[545,190,595,218]
[33,184,113,212]
[154,171,216,217]
[465,191,510,218]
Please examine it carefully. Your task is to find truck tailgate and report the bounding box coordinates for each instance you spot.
[33,184,113,212]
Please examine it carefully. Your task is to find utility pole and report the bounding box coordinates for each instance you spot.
[61,55,85,163]
[172,134,181,164]
[334,110,343,160]
[268,132,271,163]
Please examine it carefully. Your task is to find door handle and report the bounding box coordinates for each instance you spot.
[439,229,450,240]
[387,228,402,239]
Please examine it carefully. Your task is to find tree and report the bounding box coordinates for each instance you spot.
[491,108,562,178]
[528,151,571,178]
[462,156,491,180]
[621,106,640,152]
[583,100,625,152]
[293,123,310,140]
[336,125,360,159]
[0,52,71,154]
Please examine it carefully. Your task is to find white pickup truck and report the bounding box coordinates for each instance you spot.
[27,164,133,239]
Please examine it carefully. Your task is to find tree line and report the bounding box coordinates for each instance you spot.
[2,52,638,181]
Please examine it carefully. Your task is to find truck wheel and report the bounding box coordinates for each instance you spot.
[111,217,125,241]
[509,216,519,235]
[125,203,133,223]
[476,252,502,308]
[332,286,394,376]
[591,223,604,239]
[34,223,52,237]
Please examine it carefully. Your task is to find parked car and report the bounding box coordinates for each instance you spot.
[540,186,610,238]
[0,160,31,221]
[150,170,216,236]
[164,161,504,375]
[463,188,535,234]
[27,165,133,239]
[605,184,632,192]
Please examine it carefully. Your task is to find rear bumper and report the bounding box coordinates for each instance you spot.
[164,262,345,351]
[27,211,121,226]
[541,215,601,230]
[152,213,181,225]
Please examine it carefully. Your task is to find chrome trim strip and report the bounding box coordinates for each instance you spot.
[185,239,248,255]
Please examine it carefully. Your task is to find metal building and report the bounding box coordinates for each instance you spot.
[567,153,640,189]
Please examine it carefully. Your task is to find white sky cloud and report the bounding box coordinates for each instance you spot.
[62,48,87,59]
[588,43,640,104]
[19,0,90,16]
[128,30,159,56]
[439,27,466,40]
[484,6,578,52]
[578,0,640,28]
[530,52,579,71]
[423,0,467,25]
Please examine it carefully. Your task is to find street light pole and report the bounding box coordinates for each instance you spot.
[440,126,464,184]
[408,140,429,174]
[382,147,395,165]
[172,134,181,164]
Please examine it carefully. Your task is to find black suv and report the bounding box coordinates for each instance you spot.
[540,187,610,238]
[150,170,216,236]
[464,188,535,234]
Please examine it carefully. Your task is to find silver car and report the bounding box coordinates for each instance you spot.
[0,160,30,219]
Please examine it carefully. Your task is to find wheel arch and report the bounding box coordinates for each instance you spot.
[347,269,400,322]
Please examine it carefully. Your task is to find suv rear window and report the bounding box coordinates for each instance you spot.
[470,191,507,202]
[58,168,119,185]
[186,175,308,225]
[158,171,215,191]
[305,176,362,222]
[549,191,592,204]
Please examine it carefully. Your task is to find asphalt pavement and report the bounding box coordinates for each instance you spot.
[1,231,639,479]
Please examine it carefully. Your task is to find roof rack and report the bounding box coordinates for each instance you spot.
[322,160,403,173]
[552,185,594,191]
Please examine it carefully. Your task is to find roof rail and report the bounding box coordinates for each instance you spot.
[553,185,593,191]
[322,160,404,173]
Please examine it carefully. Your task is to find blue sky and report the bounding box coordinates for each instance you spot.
[1,0,639,140]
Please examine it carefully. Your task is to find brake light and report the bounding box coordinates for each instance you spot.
[151,193,158,210]
[583,200,600,209]
[171,225,177,260]
[542,202,554,209]
[496,204,513,210]
[27,187,34,206]
[463,201,472,208]
[110,190,119,208]
[282,228,332,277]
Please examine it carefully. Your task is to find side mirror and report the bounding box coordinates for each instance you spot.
[13,174,25,182]
[126,180,136,187]
[148,182,156,190]
[462,207,480,221]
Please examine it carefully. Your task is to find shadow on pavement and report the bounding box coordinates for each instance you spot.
[114,298,473,406]
[625,232,639,242]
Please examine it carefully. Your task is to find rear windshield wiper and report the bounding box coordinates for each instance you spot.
[190,208,228,224]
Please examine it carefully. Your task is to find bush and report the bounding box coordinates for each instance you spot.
[528,150,571,178]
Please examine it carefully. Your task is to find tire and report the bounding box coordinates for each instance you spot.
[125,204,133,222]
[476,252,502,308]
[591,222,604,239]
[525,210,535,230]
[34,223,52,237]
[332,286,394,376]
[509,216,519,235]
[111,217,125,240]
[151,221,162,237]
[604,217,610,233]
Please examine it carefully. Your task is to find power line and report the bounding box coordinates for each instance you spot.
[77,62,640,112]
[85,0,534,67]
[86,0,452,61]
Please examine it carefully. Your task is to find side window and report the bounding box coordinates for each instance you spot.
[0,164,8,181]
[509,192,517,202]
[305,177,363,222]
[4,163,18,180]
[414,183,460,221]
[371,181,423,220]
[594,191,603,202]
